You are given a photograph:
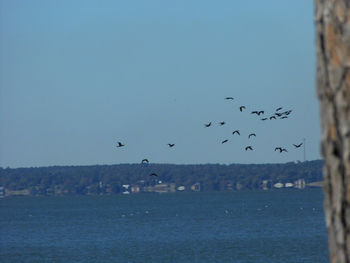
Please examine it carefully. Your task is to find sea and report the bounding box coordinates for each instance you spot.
[1,188,328,263]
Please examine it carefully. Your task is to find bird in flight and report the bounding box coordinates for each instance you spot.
[252,111,264,116]
[239,106,246,112]
[248,133,256,138]
[225,97,234,100]
[141,159,149,164]
[149,173,158,177]
[280,116,288,119]
[269,116,276,120]
[245,146,253,151]
[276,107,283,111]
[261,118,268,121]
[275,147,287,153]
[116,142,125,147]
[275,147,283,152]
[168,143,175,147]
[222,139,228,144]
[219,121,226,126]
[293,143,303,148]
[232,130,240,135]
[204,122,212,127]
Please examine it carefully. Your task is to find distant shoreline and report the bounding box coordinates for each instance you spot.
[0,159,323,170]
[0,160,323,197]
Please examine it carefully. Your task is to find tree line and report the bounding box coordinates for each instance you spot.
[0,160,323,195]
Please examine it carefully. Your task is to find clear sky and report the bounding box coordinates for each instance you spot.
[0,0,320,168]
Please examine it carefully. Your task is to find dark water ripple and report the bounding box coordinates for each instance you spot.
[1,189,328,263]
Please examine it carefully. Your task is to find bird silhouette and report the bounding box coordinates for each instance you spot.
[232,130,240,135]
[281,148,288,152]
[280,116,288,119]
[225,97,234,100]
[219,121,226,126]
[275,147,283,152]
[221,139,228,144]
[245,146,253,151]
[141,159,149,164]
[269,116,276,120]
[239,106,246,112]
[275,112,283,117]
[252,111,264,116]
[116,142,125,147]
[293,143,303,148]
[168,143,175,147]
[149,173,158,177]
[261,118,268,121]
[248,133,256,138]
[204,122,212,127]
[276,107,283,111]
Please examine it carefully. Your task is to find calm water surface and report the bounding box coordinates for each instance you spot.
[1,189,328,263]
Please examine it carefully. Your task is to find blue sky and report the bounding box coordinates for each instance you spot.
[0,0,320,168]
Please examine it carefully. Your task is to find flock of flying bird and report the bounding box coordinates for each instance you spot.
[116,97,304,177]
[205,97,303,152]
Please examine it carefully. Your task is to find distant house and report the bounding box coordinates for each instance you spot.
[307,181,324,187]
[191,183,200,192]
[294,179,306,189]
[122,184,130,194]
[143,183,176,193]
[261,180,269,190]
[131,185,141,193]
[154,183,171,193]
[177,186,185,191]
[273,183,284,188]
[226,182,234,191]
[5,188,30,196]
[236,183,243,190]
[105,186,113,194]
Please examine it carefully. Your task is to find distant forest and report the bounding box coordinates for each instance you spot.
[0,160,323,195]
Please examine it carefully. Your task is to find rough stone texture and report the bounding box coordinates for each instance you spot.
[315,0,350,262]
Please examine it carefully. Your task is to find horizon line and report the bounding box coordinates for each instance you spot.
[0,159,323,170]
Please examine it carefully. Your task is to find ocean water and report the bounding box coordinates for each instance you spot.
[1,189,328,263]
